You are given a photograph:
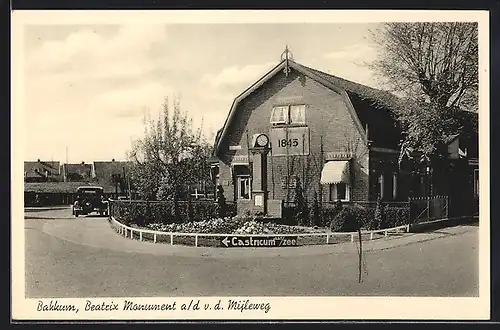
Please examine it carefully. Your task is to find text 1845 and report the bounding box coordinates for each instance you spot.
[277,138,299,148]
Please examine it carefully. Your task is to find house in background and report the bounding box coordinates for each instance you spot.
[60,162,93,182]
[91,159,133,196]
[211,48,479,217]
[443,124,479,216]
[24,160,61,182]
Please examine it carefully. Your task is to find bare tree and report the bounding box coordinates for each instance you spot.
[371,22,478,110]
[369,22,478,164]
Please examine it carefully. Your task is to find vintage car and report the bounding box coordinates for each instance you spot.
[72,186,109,217]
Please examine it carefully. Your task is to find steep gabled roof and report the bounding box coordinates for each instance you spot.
[24,182,116,193]
[214,58,407,155]
[214,57,479,156]
[92,160,132,184]
[294,63,405,113]
[24,160,61,174]
[24,171,47,178]
[62,163,92,173]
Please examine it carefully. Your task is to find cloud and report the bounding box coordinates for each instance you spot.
[91,82,175,118]
[26,25,168,81]
[323,43,377,62]
[21,24,382,163]
[200,61,276,90]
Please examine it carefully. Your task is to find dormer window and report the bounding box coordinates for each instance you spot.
[270,104,306,125]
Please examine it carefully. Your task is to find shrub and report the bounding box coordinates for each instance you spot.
[358,203,409,230]
[292,179,309,226]
[384,206,410,227]
[373,198,385,230]
[281,203,297,226]
[309,191,321,227]
[329,204,362,232]
[110,199,231,225]
[216,185,227,218]
[187,195,194,223]
[321,202,342,228]
[359,207,376,230]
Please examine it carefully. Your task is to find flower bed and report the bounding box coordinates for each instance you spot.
[112,215,408,247]
[146,216,326,235]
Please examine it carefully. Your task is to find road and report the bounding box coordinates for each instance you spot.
[24,209,479,298]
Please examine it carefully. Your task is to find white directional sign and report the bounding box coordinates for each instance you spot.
[219,236,298,248]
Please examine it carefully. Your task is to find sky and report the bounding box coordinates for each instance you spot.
[22,22,382,163]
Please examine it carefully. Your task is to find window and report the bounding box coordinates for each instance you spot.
[237,176,251,199]
[329,182,349,202]
[270,106,288,124]
[379,173,385,199]
[270,105,306,125]
[290,105,306,124]
[474,169,479,197]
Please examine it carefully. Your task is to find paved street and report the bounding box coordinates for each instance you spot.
[24,208,479,298]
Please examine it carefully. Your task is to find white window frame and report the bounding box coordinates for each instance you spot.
[379,173,385,199]
[236,175,251,200]
[270,104,306,125]
[329,182,350,202]
[270,106,289,125]
[289,104,306,125]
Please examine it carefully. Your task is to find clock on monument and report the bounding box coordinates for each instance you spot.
[253,133,269,148]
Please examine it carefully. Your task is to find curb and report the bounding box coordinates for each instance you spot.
[108,214,480,249]
[25,215,74,220]
[24,206,70,212]
[409,216,479,233]
[108,216,412,248]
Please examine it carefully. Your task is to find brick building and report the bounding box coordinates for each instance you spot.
[24,160,61,182]
[211,50,479,217]
[91,159,134,197]
[60,162,93,182]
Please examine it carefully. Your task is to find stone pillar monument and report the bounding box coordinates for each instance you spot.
[249,133,270,215]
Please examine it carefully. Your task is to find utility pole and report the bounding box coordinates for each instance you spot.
[64,146,69,182]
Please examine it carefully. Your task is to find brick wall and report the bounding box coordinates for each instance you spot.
[218,68,370,209]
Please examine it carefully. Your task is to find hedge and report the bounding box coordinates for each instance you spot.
[110,200,237,226]
[327,204,409,231]
[283,202,410,232]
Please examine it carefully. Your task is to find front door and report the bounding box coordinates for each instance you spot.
[236,175,251,200]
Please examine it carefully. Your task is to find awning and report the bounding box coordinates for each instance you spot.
[320,160,350,184]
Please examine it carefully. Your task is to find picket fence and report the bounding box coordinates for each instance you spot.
[108,215,410,248]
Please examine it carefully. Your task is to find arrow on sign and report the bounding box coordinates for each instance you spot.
[221,237,230,247]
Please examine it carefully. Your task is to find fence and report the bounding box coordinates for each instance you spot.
[24,192,136,207]
[408,196,448,224]
[108,215,410,248]
[448,196,479,218]
[286,197,456,227]
[108,198,237,226]
[324,200,411,209]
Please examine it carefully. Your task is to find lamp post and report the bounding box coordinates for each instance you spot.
[426,165,434,197]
